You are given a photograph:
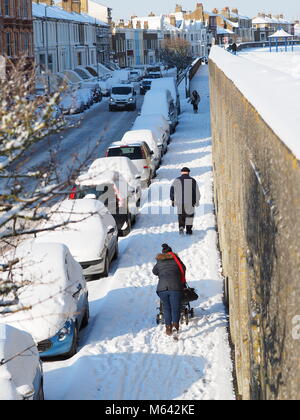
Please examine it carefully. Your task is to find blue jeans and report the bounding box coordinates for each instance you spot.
[158,290,183,325]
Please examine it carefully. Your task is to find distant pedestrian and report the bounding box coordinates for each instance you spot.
[188,90,201,114]
[170,167,200,235]
[153,244,187,336]
[231,42,237,55]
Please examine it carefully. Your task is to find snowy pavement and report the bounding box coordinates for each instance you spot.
[43,65,235,401]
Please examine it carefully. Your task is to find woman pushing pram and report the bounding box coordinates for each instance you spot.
[153,244,196,337]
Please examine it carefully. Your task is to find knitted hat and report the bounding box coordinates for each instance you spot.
[162,243,172,254]
[181,167,190,173]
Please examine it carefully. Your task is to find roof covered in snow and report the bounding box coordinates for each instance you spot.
[32,2,109,26]
[269,29,293,38]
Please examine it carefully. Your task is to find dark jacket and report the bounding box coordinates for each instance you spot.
[153,253,186,292]
[170,174,200,214]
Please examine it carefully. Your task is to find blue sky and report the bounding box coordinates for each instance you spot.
[102,0,299,21]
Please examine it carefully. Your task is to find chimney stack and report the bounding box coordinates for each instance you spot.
[170,15,177,26]
[61,0,81,14]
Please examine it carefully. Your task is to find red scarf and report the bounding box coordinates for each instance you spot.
[169,252,186,284]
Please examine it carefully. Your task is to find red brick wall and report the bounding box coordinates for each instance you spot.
[0,0,34,58]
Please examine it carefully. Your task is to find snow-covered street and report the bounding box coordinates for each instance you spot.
[43,65,235,401]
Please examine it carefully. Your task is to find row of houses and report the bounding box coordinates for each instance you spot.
[0,1,299,74]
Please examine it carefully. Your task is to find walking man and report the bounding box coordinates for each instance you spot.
[170,167,200,235]
[188,90,201,114]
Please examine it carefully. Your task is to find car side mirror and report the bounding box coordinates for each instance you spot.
[107,227,115,234]
[150,151,154,155]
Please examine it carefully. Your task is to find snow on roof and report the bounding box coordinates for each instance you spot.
[253,16,292,25]
[217,26,234,35]
[269,29,293,38]
[209,46,300,160]
[89,157,139,184]
[36,199,107,263]
[32,2,108,26]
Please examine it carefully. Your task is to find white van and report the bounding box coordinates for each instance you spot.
[109,84,137,111]
[141,89,178,133]
[151,77,181,114]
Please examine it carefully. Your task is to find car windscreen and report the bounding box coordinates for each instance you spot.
[111,87,132,95]
[107,146,144,160]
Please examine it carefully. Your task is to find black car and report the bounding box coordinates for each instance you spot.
[140,79,152,95]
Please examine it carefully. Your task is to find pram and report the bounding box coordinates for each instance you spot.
[156,287,197,326]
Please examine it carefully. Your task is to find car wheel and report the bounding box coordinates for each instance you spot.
[66,323,79,359]
[113,241,119,261]
[81,303,90,329]
[122,213,132,237]
[102,252,110,278]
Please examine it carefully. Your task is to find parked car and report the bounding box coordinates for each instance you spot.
[88,157,142,207]
[72,168,140,236]
[146,66,162,79]
[141,89,178,133]
[129,69,142,82]
[59,88,94,115]
[1,242,89,359]
[106,142,155,187]
[0,324,44,400]
[140,79,153,95]
[132,117,168,155]
[134,114,171,144]
[109,84,137,111]
[151,77,181,114]
[37,199,118,279]
[59,91,85,115]
[121,130,161,170]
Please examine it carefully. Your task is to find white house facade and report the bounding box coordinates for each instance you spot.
[33,2,109,74]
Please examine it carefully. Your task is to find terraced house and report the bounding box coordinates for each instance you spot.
[0,0,34,59]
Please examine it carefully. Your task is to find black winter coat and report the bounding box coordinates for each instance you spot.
[153,253,186,293]
[170,174,200,214]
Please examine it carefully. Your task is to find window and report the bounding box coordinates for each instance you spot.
[4,0,10,16]
[77,52,83,66]
[6,33,12,56]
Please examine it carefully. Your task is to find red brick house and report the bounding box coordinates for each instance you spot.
[0,0,34,59]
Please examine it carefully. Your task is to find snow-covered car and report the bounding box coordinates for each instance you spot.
[1,242,89,359]
[36,199,118,279]
[59,88,94,115]
[151,77,181,115]
[121,130,161,170]
[88,157,142,207]
[132,116,168,155]
[134,114,171,145]
[0,324,44,400]
[59,91,85,115]
[72,169,140,236]
[106,141,154,187]
[141,89,178,133]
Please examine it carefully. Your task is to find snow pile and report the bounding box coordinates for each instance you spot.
[210,46,300,160]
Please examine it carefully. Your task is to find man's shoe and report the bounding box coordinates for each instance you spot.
[186,228,193,235]
[179,227,184,235]
[166,325,172,336]
[172,322,180,333]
